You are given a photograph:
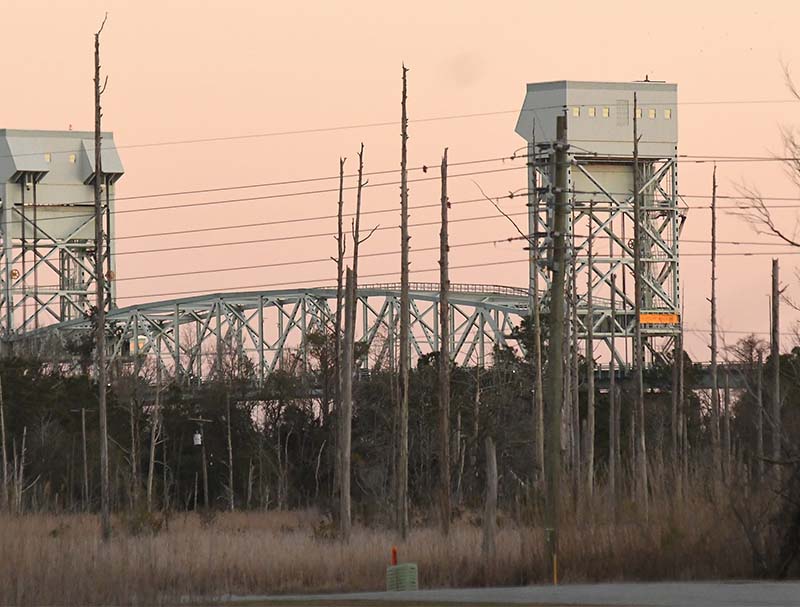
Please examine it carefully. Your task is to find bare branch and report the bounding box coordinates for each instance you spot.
[96,12,108,37]
[472,180,530,244]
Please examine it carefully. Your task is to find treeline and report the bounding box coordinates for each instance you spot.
[0,325,797,526]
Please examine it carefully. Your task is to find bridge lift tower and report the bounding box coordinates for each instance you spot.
[516,81,685,368]
[0,129,124,336]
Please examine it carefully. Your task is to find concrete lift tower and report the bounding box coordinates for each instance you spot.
[516,81,685,368]
[0,129,123,336]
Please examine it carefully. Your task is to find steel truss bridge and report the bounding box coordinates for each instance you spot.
[16,282,532,384]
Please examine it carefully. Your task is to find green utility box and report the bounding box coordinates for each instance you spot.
[386,563,419,591]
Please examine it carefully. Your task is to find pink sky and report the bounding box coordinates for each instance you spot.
[3,0,800,361]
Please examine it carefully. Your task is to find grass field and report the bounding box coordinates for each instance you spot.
[0,492,754,606]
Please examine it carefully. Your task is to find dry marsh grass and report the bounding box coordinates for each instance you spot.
[0,495,753,606]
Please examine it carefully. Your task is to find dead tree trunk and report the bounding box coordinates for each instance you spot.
[0,378,7,512]
[570,238,581,497]
[609,273,618,510]
[340,267,355,541]
[438,148,451,536]
[226,393,234,511]
[723,370,731,481]
[710,164,722,489]
[585,206,595,499]
[94,14,111,540]
[333,157,346,502]
[529,123,546,486]
[757,350,765,481]
[129,398,139,509]
[632,93,649,515]
[81,408,89,511]
[482,436,497,560]
[771,258,781,465]
[147,364,162,512]
[397,64,410,539]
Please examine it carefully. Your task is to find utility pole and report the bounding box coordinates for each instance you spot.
[632,93,648,514]
[94,15,111,541]
[771,258,781,465]
[710,164,722,489]
[340,267,355,541]
[438,148,451,536]
[585,202,595,498]
[397,64,410,539]
[545,114,569,582]
[530,124,546,486]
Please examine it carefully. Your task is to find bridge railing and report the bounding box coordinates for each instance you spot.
[359,282,529,297]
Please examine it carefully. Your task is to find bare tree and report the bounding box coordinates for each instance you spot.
[711,164,722,489]
[0,379,7,512]
[632,93,648,514]
[398,64,410,539]
[94,13,111,541]
[482,436,497,560]
[147,361,162,511]
[585,202,595,498]
[340,267,355,541]
[438,148,451,535]
[333,157,346,504]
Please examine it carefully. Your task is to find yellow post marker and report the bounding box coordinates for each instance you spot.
[553,554,558,585]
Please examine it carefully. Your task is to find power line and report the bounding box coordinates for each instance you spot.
[112,209,530,257]
[2,164,527,228]
[4,97,796,162]
[112,257,530,302]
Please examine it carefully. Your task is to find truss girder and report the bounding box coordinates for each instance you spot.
[20,285,528,384]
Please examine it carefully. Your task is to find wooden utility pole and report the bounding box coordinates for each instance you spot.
[710,164,722,488]
[756,350,764,481]
[570,240,581,493]
[545,114,569,577]
[585,203,595,498]
[771,258,781,464]
[340,267,355,541]
[397,64,410,538]
[609,273,618,509]
[94,15,111,541]
[632,93,648,514]
[530,125,545,485]
[438,149,451,536]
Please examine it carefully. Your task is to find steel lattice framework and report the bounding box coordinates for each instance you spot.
[518,81,686,367]
[18,282,529,383]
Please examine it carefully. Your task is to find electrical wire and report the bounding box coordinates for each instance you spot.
[3,96,796,161]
